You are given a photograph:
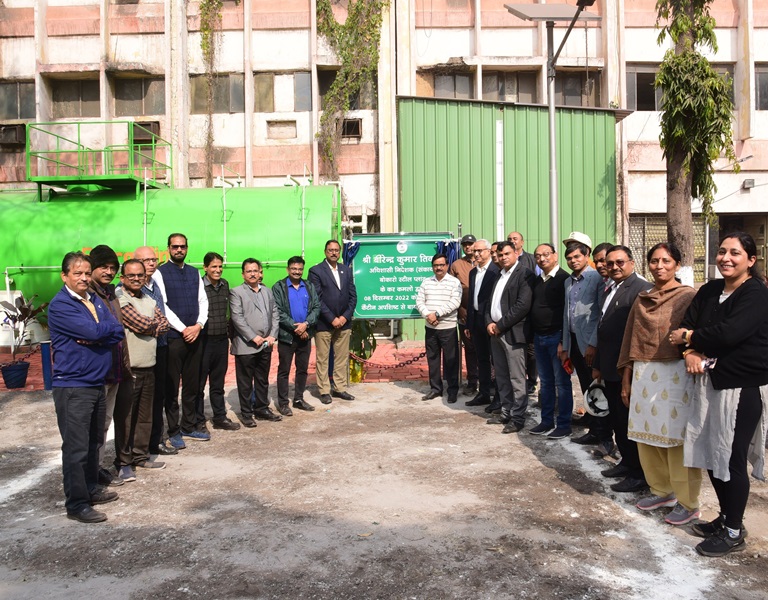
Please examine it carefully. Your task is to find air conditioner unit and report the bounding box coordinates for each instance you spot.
[0,124,26,146]
[133,121,160,143]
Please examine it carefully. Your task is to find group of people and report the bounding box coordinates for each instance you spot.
[48,235,356,524]
[46,228,767,558]
[416,229,768,558]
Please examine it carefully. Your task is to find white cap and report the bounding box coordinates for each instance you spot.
[563,231,593,251]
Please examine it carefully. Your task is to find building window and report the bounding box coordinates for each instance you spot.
[51,79,100,118]
[318,70,377,110]
[757,66,768,111]
[341,118,362,140]
[434,73,473,100]
[254,72,312,113]
[191,74,244,114]
[482,71,537,103]
[554,71,600,107]
[114,77,165,117]
[0,81,35,120]
[626,66,663,111]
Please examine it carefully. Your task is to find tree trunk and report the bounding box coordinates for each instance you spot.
[666,148,695,286]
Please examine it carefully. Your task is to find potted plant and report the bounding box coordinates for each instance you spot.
[1,294,48,389]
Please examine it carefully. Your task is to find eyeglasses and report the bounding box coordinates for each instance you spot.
[170,244,187,250]
[140,258,158,264]
[122,274,145,280]
[534,252,553,260]
[606,260,629,268]
[472,248,489,254]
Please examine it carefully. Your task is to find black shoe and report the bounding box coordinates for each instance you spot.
[529,422,554,435]
[486,414,511,425]
[592,440,618,458]
[212,417,241,430]
[154,442,179,455]
[276,404,293,417]
[691,515,748,539]
[331,390,355,401]
[320,394,332,404]
[502,422,524,434]
[67,505,107,523]
[293,399,316,411]
[572,432,599,445]
[254,408,282,422]
[485,399,502,413]
[241,417,258,428]
[610,476,649,493]
[601,463,631,478]
[696,528,746,557]
[447,395,458,404]
[90,489,119,505]
[422,390,442,401]
[97,467,124,487]
[466,394,491,406]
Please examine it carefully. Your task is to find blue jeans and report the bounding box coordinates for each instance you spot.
[534,331,573,430]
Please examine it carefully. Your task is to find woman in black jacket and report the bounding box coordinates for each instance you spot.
[670,232,768,557]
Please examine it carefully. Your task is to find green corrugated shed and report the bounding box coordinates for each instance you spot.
[398,97,617,249]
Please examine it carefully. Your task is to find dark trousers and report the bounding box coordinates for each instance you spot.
[166,336,203,436]
[149,345,167,448]
[605,379,643,479]
[534,331,573,430]
[425,327,459,397]
[569,332,611,441]
[53,386,105,513]
[526,342,537,393]
[459,324,478,386]
[710,387,763,529]
[235,350,272,418]
[470,322,493,398]
[114,368,154,467]
[198,334,230,423]
[277,337,312,405]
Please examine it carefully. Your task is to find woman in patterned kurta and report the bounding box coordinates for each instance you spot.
[617,243,699,525]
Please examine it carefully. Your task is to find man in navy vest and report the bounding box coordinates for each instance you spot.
[154,233,210,448]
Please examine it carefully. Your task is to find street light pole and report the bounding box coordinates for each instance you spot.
[505,2,599,246]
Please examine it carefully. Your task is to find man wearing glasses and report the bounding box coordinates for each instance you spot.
[450,234,479,395]
[464,239,500,407]
[527,244,573,439]
[416,254,462,403]
[592,245,652,493]
[133,245,177,456]
[155,233,210,448]
[114,259,170,482]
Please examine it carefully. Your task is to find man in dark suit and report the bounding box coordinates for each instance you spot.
[485,241,534,433]
[464,238,500,407]
[508,231,538,396]
[593,245,653,493]
[308,240,357,404]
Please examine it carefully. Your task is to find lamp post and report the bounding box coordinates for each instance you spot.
[505,2,600,246]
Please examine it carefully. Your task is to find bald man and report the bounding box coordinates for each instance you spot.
[133,246,177,456]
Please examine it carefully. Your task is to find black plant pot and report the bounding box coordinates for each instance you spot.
[1,361,30,389]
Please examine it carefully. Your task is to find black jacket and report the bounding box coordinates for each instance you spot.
[466,262,500,332]
[484,265,535,345]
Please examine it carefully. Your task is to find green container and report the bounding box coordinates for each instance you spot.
[0,185,340,303]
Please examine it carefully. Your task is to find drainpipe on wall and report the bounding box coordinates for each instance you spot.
[243,0,254,185]
[311,0,320,184]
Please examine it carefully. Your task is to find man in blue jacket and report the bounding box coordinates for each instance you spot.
[49,251,125,523]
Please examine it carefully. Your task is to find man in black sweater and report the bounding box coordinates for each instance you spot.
[527,244,573,439]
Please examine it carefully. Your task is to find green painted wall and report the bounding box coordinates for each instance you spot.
[398,98,617,249]
[0,185,339,304]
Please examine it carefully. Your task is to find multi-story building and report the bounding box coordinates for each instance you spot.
[1,0,765,279]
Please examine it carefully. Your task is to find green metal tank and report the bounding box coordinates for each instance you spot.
[0,185,340,304]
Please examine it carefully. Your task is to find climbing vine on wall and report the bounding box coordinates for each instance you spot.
[197,0,239,186]
[316,0,388,183]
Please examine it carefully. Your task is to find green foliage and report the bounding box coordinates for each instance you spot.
[655,0,737,221]
[349,319,377,382]
[656,0,718,49]
[316,0,388,180]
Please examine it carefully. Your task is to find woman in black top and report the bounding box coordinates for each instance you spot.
[670,232,768,557]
